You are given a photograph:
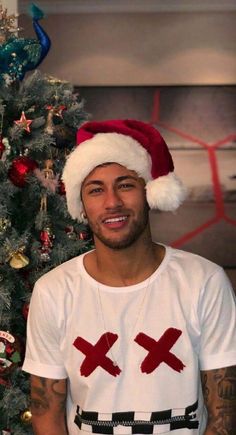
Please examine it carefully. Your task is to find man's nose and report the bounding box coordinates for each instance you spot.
[104,188,123,209]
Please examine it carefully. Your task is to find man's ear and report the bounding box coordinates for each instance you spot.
[80,201,87,223]
[80,194,87,221]
[81,210,87,221]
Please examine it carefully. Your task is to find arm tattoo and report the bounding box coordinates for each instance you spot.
[201,373,210,404]
[201,366,236,435]
[31,376,67,417]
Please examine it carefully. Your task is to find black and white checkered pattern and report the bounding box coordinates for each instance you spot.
[74,401,199,433]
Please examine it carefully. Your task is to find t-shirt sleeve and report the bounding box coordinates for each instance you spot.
[22,281,67,379]
[198,267,236,371]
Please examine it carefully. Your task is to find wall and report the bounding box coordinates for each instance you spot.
[19,9,236,287]
[20,11,236,86]
[2,0,18,14]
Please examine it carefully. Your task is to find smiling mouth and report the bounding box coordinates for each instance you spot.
[103,216,128,224]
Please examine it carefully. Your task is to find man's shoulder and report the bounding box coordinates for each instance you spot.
[36,252,87,289]
[163,246,233,302]
[166,245,224,279]
[170,246,219,267]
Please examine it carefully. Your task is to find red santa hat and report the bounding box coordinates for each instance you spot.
[62,119,187,222]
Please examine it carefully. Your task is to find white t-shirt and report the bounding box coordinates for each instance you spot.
[23,246,236,435]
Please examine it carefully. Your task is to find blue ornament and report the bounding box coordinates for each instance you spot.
[0,4,51,83]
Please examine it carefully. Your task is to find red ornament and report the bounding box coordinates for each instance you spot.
[40,228,54,248]
[8,156,38,187]
[58,179,66,195]
[39,226,55,262]
[14,111,32,133]
[0,136,5,159]
[22,302,30,321]
[79,230,90,241]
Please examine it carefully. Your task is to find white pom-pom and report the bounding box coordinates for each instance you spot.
[146,172,188,211]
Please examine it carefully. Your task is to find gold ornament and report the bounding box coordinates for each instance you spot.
[0,5,20,43]
[8,247,29,269]
[46,75,68,85]
[34,159,59,194]
[65,225,77,240]
[0,217,11,234]
[43,159,54,178]
[44,105,75,149]
[20,409,32,424]
[45,105,66,135]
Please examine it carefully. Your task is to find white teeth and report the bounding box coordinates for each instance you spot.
[105,216,127,223]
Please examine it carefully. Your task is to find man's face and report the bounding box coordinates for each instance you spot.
[81,163,149,250]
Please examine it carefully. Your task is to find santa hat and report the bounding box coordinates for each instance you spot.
[62,119,187,222]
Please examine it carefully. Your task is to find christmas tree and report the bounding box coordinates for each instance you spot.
[0,5,92,433]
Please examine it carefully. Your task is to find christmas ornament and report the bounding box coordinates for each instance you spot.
[46,75,68,85]
[20,409,32,424]
[79,230,90,241]
[0,137,11,161]
[40,226,54,248]
[22,302,30,321]
[65,225,77,240]
[58,179,66,195]
[0,331,21,378]
[45,105,75,149]
[14,111,32,133]
[39,225,55,262]
[46,104,66,120]
[0,217,11,235]
[8,156,38,187]
[34,159,59,193]
[9,248,29,269]
[0,4,51,83]
[0,5,19,43]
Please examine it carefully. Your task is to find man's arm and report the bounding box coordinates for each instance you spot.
[201,366,236,435]
[30,374,68,435]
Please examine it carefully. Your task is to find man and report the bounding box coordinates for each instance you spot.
[23,119,236,435]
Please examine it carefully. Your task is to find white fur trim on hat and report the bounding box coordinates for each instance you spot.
[62,132,152,221]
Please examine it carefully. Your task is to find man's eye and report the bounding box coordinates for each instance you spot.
[118,183,135,189]
[88,187,103,194]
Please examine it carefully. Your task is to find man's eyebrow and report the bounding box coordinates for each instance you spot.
[83,175,138,188]
[116,175,138,183]
[83,180,104,188]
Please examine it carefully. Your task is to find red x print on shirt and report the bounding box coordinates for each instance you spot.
[134,328,185,374]
[73,333,121,377]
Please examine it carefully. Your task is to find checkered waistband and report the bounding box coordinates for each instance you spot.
[74,401,199,433]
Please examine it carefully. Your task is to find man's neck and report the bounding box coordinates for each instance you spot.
[84,229,165,287]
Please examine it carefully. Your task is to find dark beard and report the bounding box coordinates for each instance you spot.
[88,204,149,250]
